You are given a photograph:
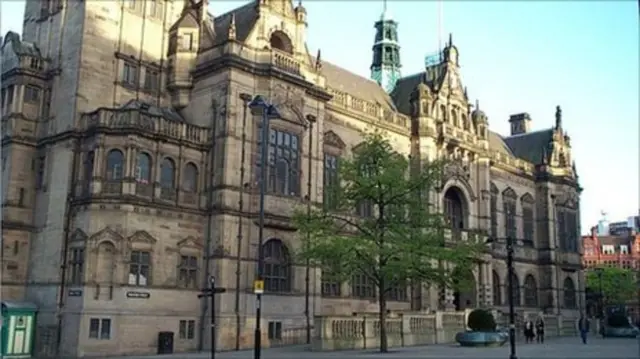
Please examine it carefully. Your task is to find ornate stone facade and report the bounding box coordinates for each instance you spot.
[0,0,584,356]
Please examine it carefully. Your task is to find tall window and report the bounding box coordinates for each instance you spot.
[160,158,176,188]
[386,282,407,301]
[323,154,339,210]
[122,63,138,86]
[69,248,85,285]
[507,272,520,306]
[563,277,576,308]
[523,275,538,307]
[106,149,124,180]
[258,128,300,196]
[129,251,151,286]
[566,211,578,252]
[444,187,465,230]
[492,271,502,306]
[262,239,291,293]
[36,155,46,189]
[178,255,198,288]
[144,68,159,91]
[135,153,152,184]
[321,269,341,297]
[502,188,517,239]
[24,85,40,103]
[490,184,499,238]
[351,273,375,299]
[182,163,198,192]
[521,194,535,246]
[557,208,566,250]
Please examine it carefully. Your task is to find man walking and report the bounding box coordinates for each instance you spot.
[578,314,590,344]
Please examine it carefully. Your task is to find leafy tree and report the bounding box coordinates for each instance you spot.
[293,132,483,353]
[586,267,636,305]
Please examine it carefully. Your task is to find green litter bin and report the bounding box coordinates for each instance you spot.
[1,301,38,358]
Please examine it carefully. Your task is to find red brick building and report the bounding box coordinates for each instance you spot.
[582,228,640,270]
[582,224,640,319]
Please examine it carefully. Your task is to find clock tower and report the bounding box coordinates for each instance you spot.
[370,1,402,93]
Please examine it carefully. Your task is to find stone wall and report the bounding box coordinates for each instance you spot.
[312,310,579,351]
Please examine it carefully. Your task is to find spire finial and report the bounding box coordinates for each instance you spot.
[449,33,453,46]
[228,13,237,40]
[555,105,562,129]
[475,99,479,110]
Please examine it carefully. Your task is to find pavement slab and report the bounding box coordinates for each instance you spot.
[108,337,640,359]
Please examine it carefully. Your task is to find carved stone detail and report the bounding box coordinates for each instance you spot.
[323,130,346,149]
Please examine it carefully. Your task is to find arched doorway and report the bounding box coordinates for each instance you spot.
[269,31,293,54]
[452,266,476,310]
[443,187,466,230]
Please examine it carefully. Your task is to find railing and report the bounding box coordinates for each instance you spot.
[81,109,211,145]
[271,50,301,76]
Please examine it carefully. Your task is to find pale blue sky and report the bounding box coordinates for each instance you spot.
[1,1,638,232]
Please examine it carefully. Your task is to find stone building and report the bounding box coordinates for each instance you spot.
[0,0,584,356]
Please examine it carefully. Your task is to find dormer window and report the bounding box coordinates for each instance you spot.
[29,58,41,70]
[269,31,293,54]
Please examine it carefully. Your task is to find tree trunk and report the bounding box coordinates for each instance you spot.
[379,290,388,353]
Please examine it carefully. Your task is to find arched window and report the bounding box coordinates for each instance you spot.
[135,153,152,184]
[262,239,291,293]
[351,273,375,299]
[444,187,465,230]
[106,149,124,180]
[502,187,517,239]
[440,104,447,122]
[182,162,198,192]
[490,183,499,238]
[160,157,175,188]
[563,277,577,309]
[269,31,293,54]
[506,272,521,306]
[523,275,538,307]
[521,194,535,246]
[492,271,502,306]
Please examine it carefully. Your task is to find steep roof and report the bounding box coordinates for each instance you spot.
[503,128,554,165]
[391,62,447,116]
[212,2,258,46]
[321,61,397,111]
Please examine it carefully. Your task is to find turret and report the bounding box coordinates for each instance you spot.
[471,99,488,140]
[166,2,206,109]
[370,0,401,93]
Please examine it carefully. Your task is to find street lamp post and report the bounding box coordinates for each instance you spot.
[303,114,316,345]
[486,235,517,359]
[595,268,604,319]
[248,95,281,359]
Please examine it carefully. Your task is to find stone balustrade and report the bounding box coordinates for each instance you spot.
[313,310,579,351]
[81,108,211,145]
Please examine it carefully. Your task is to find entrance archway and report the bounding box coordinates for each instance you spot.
[452,266,476,310]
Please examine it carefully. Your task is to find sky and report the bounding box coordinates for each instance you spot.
[1,1,638,233]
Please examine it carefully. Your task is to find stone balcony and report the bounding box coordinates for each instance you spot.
[79,108,211,146]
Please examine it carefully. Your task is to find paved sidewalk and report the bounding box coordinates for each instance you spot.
[110,337,640,359]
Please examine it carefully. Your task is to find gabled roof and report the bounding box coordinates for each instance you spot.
[503,128,554,165]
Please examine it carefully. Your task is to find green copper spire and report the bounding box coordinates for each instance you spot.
[370,0,401,93]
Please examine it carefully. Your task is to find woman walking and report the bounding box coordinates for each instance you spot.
[524,317,535,343]
[535,315,545,343]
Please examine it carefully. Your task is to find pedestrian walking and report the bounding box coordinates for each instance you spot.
[535,315,545,343]
[524,317,535,343]
[578,314,590,344]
